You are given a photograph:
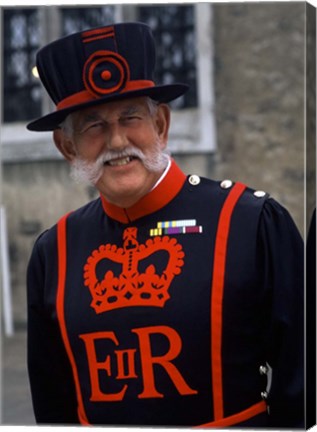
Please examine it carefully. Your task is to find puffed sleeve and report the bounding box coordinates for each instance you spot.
[27,232,79,424]
[258,198,304,428]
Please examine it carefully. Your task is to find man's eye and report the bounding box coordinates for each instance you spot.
[89,122,104,129]
[81,122,104,133]
[122,116,141,123]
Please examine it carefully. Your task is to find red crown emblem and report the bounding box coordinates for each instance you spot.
[83,227,185,313]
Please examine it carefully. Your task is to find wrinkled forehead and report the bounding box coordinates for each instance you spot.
[72,96,150,124]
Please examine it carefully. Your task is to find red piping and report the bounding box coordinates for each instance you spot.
[196,400,267,428]
[56,212,90,425]
[210,182,246,420]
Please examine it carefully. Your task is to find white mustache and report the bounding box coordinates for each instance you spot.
[70,144,169,186]
[101,147,146,165]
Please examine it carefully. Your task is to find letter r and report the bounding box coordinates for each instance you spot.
[132,325,197,399]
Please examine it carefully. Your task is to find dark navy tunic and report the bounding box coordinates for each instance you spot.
[27,160,304,427]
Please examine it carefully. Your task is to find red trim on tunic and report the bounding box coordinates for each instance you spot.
[56,212,90,426]
[101,159,187,223]
[210,182,247,420]
[196,400,267,428]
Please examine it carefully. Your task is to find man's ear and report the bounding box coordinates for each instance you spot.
[155,104,170,149]
[53,129,77,162]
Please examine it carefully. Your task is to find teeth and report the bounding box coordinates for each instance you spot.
[108,156,133,167]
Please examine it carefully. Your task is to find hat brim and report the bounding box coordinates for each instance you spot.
[27,83,189,132]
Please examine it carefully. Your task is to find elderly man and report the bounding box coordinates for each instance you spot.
[26,22,304,427]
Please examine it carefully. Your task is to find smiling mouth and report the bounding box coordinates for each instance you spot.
[105,156,139,167]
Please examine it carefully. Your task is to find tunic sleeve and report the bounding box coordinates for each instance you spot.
[306,209,316,428]
[258,198,304,428]
[27,233,79,424]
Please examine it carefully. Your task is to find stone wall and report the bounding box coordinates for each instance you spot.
[2,2,313,325]
[211,2,307,232]
[2,160,90,323]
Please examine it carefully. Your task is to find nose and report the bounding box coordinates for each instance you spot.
[106,122,128,151]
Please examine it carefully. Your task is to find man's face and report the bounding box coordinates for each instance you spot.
[55,97,170,208]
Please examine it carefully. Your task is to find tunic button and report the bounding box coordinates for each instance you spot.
[261,391,268,400]
[259,365,268,375]
[254,190,266,198]
[220,179,233,189]
[189,175,201,186]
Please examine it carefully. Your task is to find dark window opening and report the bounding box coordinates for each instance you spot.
[2,8,41,123]
[138,5,197,109]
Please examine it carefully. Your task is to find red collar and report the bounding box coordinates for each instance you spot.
[100,159,186,223]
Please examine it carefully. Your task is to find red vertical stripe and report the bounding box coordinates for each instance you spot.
[56,213,90,425]
[211,182,246,420]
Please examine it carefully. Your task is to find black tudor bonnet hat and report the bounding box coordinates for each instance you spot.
[27,22,189,132]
